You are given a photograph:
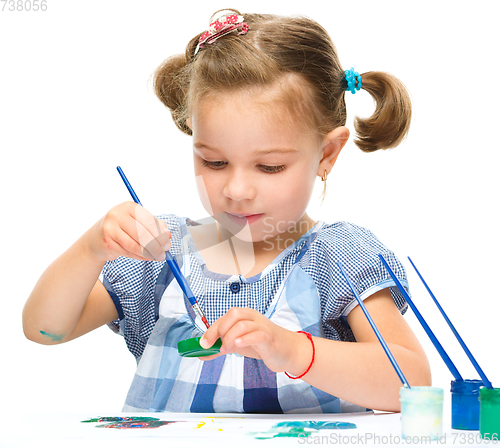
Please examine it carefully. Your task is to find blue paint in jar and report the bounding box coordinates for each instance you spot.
[451,379,483,430]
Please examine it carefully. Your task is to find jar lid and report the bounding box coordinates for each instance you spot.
[479,386,500,403]
[177,337,222,357]
[451,379,483,394]
[400,386,444,403]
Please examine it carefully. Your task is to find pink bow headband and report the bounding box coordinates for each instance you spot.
[194,13,249,55]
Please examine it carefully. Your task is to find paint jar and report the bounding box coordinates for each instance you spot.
[451,379,483,430]
[400,386,443,440]
[479,387,500,440]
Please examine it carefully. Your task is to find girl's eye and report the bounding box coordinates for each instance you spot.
[259,165,287,174]
[201,160,286,174]
[201,160,227,169]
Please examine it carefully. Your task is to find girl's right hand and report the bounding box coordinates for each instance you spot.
[87,201,171,263]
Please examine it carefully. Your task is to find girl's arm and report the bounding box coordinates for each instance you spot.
[23,201,171,345]
[200,288,431,412]
[22,229,117,344]
[295,289,431,411]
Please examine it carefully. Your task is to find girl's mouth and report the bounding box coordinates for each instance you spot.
[226,213,264,225]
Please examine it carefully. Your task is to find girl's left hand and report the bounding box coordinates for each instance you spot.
[199,307,310,374]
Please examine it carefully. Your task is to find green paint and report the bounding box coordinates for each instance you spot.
[40,330,64,342]
[251,420,357,439]
[479,388,500,439]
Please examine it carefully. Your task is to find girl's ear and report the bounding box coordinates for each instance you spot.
[317,126,349,177]
[186,118,193,130]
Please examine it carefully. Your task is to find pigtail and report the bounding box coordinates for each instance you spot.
[152,51,193,135]
[353,71,412,152]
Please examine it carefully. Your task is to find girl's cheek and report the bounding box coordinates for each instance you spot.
[196,175,217,216]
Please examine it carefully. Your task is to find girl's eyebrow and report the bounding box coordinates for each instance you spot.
[193,143,218,152]
[194,143,299,155]
[254,148,299,155]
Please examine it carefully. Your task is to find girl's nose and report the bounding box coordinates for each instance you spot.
[223,170,257,201]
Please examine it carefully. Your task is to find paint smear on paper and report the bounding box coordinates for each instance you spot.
[96,420,178,429]
[82,417,160,423]
[195,420,223,431]
[82,416,181,429]
[250,420,357,439]
[193,416,246,431]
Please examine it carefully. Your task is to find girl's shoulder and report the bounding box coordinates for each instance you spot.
[311,221,384,254]
[303,220,397,277]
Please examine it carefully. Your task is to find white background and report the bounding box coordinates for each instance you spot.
[1,0,499,414]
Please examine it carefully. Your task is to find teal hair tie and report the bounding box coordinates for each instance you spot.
[345,67,362,94]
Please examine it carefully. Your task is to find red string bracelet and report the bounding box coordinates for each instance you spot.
[284,331,315,379]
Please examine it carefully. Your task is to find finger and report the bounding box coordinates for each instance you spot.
[233,329,269,349]
[106,229,154,261]
[218,319,258,354]
[200,319,222,349]
[155,219,172,251]
[217,308,259,336]
[220,327,264,359]
[133,206,171,251]
[119,213,166,261]
[200,307,250,349]
[200,308,260,350]
[115,224,158,260]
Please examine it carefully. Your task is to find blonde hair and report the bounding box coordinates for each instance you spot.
[153,9,411,153]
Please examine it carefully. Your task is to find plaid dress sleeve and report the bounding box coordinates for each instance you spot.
[300,221,409,342]
[101,214,182,361]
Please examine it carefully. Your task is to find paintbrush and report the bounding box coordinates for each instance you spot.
[408,257,493,389]
[337,262,411,388]
[117,166,210,329]
[378,254,463,382]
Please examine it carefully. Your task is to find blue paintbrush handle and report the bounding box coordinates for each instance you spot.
[408,257,492,389]
[117,166,143,206]
[164,251,196,304]
[117,167,194,298]
[337,262,411,389]
[379,254,463,382]
[116,166,209,328]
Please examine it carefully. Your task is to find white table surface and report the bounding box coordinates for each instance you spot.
[0,407,496,448]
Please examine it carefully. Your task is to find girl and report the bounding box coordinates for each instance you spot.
[23,9,430,413]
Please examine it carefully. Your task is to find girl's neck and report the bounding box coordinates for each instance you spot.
[188,214,318,278]
[215,213,317,276]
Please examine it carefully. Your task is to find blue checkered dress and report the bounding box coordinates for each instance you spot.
[101,215,409,413]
